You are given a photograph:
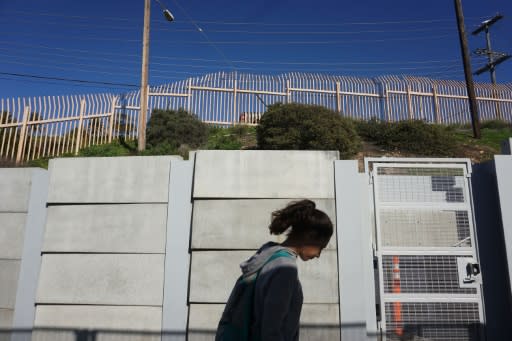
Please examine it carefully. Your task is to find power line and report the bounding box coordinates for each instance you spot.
[0,76,133,91]
[2,18,459,35]
[156,34,453,44]
[0,50,462,73]
[1,9,485,26]
[187,18,486,26]
[170,0,237,71]
[0,58,209,80]
[0,41,462,66]
[0,72,138,88]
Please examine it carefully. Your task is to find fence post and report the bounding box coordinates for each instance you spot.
[187,79,192,113]
[75,99,85,155]
[232,79,237,125]
[286,79,291,104]
[432,85,441,124]
[15,106,30,165]
[492,85,502,121]
[384,84,391,122]
[406,84,413,120]
[336,81,341,114]
[108,97,118,143]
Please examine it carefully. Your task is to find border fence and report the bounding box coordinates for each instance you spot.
[1,72,512,163]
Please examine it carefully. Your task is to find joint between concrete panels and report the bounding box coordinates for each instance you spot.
[162,160,194,336]
[334,160,377,339]
[13,169,49,329]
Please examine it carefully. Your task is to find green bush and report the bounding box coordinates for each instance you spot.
[78,140,133,157]
[356,119,457,156]
[207,127,243,150]
[353,118,394,143]
[256,103,361,158]
[147,109,208,150]
[480,119,512,130]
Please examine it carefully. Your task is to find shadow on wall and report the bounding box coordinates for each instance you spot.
[0,324,487,341]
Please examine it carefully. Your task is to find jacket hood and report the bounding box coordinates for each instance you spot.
[240,242,295,278]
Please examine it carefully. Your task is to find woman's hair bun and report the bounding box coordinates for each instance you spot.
[269,199,316,235]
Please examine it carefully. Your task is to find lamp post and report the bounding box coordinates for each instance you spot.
[138,0,174,151]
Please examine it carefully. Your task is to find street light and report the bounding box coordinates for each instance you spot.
[138,0,175,151]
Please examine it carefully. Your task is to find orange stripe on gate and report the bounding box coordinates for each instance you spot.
[392,256,403,336]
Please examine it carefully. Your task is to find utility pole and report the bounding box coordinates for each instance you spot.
[454,0,481,139]
[139,0,151,151]
[472,14,510,121]
[472,14,511,84]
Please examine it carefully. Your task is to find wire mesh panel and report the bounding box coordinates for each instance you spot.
[372,161,484,341]
[384,302,482,341]
[376,167,466,204]
[382,256,477,294]
[379,209,471,248]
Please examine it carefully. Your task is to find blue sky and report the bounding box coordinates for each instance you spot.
[0,0,510,98]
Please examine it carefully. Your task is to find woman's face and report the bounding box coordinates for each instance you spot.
[298,245,324,261]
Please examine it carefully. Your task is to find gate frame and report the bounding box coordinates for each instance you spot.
[364,157,486,339]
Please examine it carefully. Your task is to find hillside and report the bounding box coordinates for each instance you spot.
[1,120,511,170]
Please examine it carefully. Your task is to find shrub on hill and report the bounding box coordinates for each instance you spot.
[256,103,361,158]
[147,109,208,151]
[207,126,244,150]
[480,119,512,130]
[355,118,457,156]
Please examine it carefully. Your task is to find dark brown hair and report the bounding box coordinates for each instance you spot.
[269,199,333,247]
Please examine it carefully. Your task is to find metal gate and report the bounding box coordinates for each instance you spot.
[369,159,485,341]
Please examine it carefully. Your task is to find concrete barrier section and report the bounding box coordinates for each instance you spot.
[0,309,12,328]
[43,204,167,253]
[36,254,164,306]
[188,303,339,340]
[0,213,26,259]
[189,250,338,304]
[0,169,33,212]
[191,199,337,250]
[34,305,162,331]
[193,150,338,198]
[0,260,20,309]
[47,156,180,203]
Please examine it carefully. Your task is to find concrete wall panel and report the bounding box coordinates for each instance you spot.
[47,156,179,203]
[191,199,337,250]
[0,168,32,212]
[34,305,162,331]
[189,250,338,304]
[188,304,339,340]
[0,213,26,259]
[36,254,164,306]
[0,309,13,328]
[0,260,20,309]
[193,150,338,198]
[43,204,167,253]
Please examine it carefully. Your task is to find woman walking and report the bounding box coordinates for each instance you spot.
[216,199,334,341]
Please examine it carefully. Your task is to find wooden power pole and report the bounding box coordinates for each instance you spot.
[139,0,151,151]
[454,0,481,139]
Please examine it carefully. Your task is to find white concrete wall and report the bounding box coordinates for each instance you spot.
[189,150,340,340]
[191,199,337,250]
[193,150,337,198]
[0,169,35,328]
[188,304,340,341]
[34,156,178,331]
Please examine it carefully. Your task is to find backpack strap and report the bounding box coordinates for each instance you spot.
[242,249,295,339]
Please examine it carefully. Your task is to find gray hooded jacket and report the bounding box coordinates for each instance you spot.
[223,242,303,341]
